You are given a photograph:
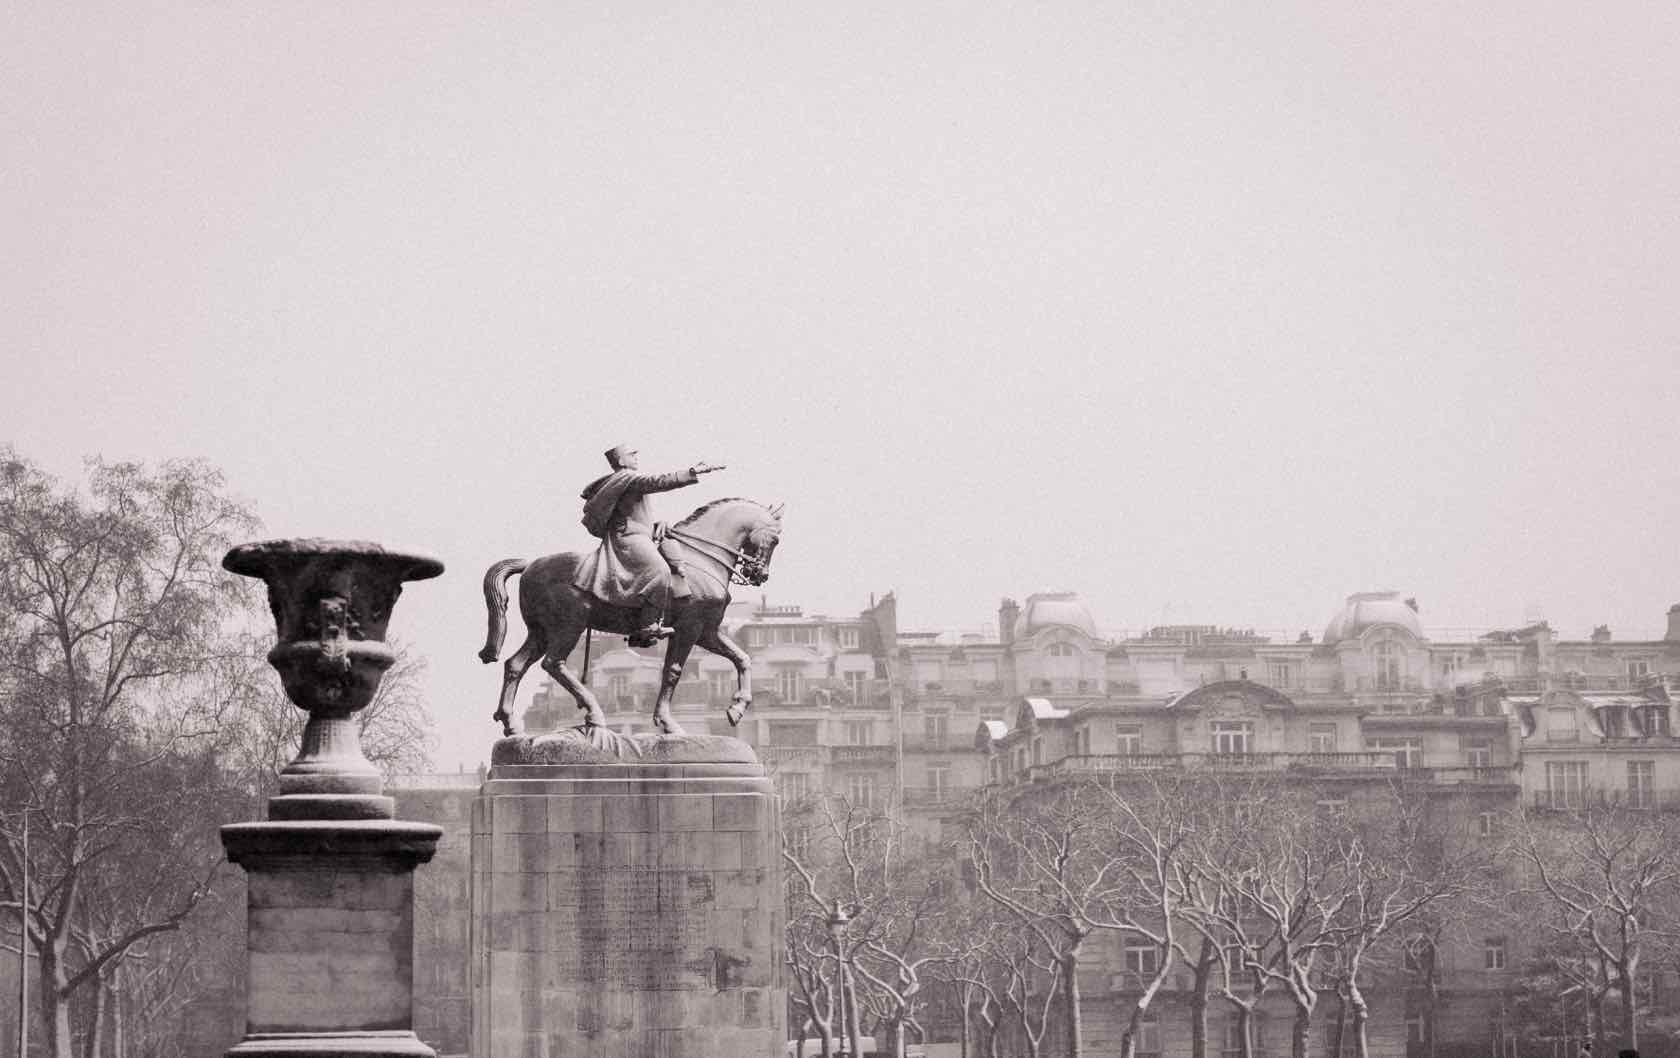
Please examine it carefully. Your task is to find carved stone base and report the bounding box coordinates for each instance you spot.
[471,735,784,1058]
[222,821,442,1058]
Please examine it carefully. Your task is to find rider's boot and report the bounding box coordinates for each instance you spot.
[627,600,673,648]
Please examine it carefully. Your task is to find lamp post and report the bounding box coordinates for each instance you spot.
[827,901,852,1058]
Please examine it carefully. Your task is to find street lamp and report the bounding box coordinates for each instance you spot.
[827,901,852,1058]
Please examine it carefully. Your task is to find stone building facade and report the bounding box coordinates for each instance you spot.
[389,590,1680,1057]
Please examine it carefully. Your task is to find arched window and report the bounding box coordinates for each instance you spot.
[1047,643,1076,657]
[1374,641,1404,691]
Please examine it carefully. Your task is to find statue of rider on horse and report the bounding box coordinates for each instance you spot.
[479,444,783,737]
[574,443,726,647]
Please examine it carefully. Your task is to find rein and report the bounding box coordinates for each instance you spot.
[664,524,768,587]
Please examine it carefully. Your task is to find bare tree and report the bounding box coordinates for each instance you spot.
[783,795,952,1058]
[0,449,258,1058]
[1319,790,1486,1058]
[965,782,1138,1058]
[1508,799,1680,1051]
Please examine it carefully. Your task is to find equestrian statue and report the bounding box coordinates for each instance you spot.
[478,443,783,736]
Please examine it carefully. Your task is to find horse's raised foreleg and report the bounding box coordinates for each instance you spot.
[698,625,753,727]
[540,622,605,730]
[652,632,699,736]
[495,632,545,736]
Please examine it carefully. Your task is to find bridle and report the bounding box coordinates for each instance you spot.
[664,523,774,587]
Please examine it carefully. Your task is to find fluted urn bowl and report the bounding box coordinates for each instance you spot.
[225,538,443,819]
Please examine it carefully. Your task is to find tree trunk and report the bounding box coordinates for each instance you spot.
[1293,1004,1311,1058]
[1328,988,1346,1058]
[888,1017,906,1058]
[1190,948,1213,1058]
[1349,979,1370,1058]
[1236,1005,1255,1058]
[1063,949,1083,1058]
[83,979,106,1058]
[40,939,74,1058]
[1619,957,1638,1049]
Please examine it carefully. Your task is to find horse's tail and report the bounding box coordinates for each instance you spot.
[478,558,529,663]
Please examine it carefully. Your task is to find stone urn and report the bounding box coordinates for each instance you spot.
[225,538,443,820]
[220,538,445,1058]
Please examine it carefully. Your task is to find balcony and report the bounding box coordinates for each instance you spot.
[831,745,897,766]
[1408,766,1519,786]
[900,785,972,807]
[1014,751,1403,784]
[758,746,826,769]
[1530,787,1680,812]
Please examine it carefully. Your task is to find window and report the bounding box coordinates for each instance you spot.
[845,720,872,746]
[785,826,812,861]
[1316,797,1348,815]
[1048,643,1076,657]
[843,670,867,703]
[1369,737,1422,769]
[1645,706,1672,736]
[1135,1012,1161,1058]
[923,713,950,750]
[768,721,818,745]
[1546,707,1578,742]
[776,669,801,702]
[709,670,734,702]
[1221,1018,1267,1058]
[1031,737,1044,765]
[1629,659,1652,682]
[846,773,875,808]
[1308,723,1338,755]
[1211,721,1253,757]
[1374,641,1404,691]
[1123,937,1159,977]
[1115,724,1142,755]
[838,626,859,649]
[1546,761,1588,809]
[780,772,811,802]
[1484,937,1507,971]
[1266,662,1294,689]
[1476,811,1497,837]
[1464,738,1491,768]
[1629,760,1655,808]
[609,674,630,702]
[928,765,951,799]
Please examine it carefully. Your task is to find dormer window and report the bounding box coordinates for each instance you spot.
[1374,641,1404,691]
[1643,705,1671,737]
[1546,708,1577,742]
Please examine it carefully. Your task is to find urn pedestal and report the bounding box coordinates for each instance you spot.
[221,540,445,1058]
[471,730,785,1058]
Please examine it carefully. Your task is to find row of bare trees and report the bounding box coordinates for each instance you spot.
[783,772,1500,1058]
[0,449,435,1058]
[784,769,1680,1058]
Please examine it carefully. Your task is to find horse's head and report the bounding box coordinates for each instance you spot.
[735,501,783,587]
[672,498,784,588]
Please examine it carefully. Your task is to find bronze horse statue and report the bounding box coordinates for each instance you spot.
[478,498,783,736]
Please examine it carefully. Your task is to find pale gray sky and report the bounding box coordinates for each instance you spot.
[7,1,1679,770]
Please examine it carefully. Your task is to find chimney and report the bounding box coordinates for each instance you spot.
[999,597,1020,646]
[1667,604,1680,642]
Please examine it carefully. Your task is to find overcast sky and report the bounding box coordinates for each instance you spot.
[7,1,1679,771]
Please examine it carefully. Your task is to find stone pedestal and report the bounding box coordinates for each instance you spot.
[222,821,442,1057]
[218,539,446,1058]
[471,731,784,1058]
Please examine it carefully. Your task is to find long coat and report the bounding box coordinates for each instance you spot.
[571,468,698,608]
